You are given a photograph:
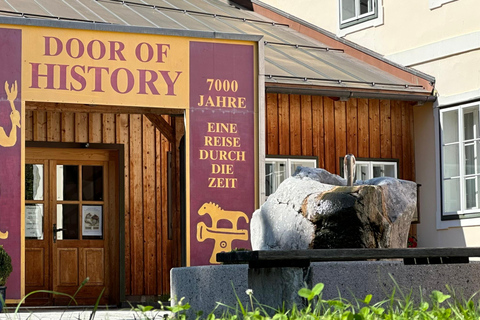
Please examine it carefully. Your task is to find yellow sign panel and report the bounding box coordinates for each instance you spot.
[22,27,189,108]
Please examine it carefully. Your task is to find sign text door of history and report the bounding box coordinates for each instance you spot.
[29,36,182,95]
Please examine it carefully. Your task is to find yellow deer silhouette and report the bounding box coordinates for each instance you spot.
[0,81,20,148]
[0,81,18,240]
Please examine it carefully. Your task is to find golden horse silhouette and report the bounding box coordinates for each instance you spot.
[198,202,249,230]
[197,202,249,264]
[0,81,19,240]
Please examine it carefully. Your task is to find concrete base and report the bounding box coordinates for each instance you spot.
[171,261,480,316]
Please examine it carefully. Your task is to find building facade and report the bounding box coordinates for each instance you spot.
[0,0,435,305]
[256,0,480,247]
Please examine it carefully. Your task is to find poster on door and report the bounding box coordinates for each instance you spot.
[0,27,22,301]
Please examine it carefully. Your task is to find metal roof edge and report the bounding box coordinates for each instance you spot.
[0,16,263,42]
[252,0,436,84]
[265,82,437,103]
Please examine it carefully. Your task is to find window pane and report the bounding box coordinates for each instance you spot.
[382,164,396,177]
[57,204,79,240]
[25,204,43,240]
[290,159,316,175]
[465,177,478,209]
[82,166,104,201]
[25,164,43,200]
[465,143,476,175]
[265,161,286,196]
[443,178,460,213]
[57,165,79,201]
[341,0,355,20]
[355,164,369,180]
[441,110,458,144]
[443,144,459,178]
[359,0,373,14]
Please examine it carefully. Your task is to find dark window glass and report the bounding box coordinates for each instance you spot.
[82,166,103,201]
[57,165,79,201]
[59,204,79,240]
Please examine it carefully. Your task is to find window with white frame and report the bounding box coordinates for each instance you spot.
[265,156,317,201]
[355,160,398,181]
[339,0,377,28]
[440,103,480,218]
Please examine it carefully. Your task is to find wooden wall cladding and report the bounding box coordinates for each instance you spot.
[266,93,416,181]
[25,106,181,296]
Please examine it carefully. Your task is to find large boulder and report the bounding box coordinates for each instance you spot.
[251,167,417,250]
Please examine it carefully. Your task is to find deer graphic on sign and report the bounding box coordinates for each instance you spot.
[0,81,20,240]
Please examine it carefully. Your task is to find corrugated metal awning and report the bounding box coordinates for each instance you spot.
[0,0,434,100]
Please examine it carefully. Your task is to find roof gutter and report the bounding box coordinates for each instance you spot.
[265,83,437,103]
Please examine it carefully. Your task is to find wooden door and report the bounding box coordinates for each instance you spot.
[25,148,118,305]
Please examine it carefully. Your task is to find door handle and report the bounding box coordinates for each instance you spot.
[53,224,65,243]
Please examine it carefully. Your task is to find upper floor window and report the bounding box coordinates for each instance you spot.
[440,103,480,219]
[340,0,378,29]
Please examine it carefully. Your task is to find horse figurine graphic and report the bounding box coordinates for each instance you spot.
[197,202,249,230]
[196,202,249,264]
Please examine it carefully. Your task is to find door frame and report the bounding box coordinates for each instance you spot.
[25,141,125,305]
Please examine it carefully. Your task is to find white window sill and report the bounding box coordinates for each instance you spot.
[437,214,480,229]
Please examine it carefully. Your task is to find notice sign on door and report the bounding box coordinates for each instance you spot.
[189,42,255,266]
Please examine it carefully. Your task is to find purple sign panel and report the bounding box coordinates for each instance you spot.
[189,42,255,266]
[0,28,22,299]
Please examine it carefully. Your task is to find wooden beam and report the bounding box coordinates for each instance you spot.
[145,114,175,144]
[26,101,184,116]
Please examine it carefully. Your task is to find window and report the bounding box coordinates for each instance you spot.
[355,160,398,180]
[440,103,480,219]
[340,158,398,181]
[265,156,317,201]
[339,0,377,28]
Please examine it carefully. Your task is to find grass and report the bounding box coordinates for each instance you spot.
[4,279,480,319]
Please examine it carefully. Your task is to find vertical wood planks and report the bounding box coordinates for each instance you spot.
[75,113,88,143]
[289,95,301,156]
[346,99,358,157]
[369,99,380,158]
[300,95,313,156]
[62,112,75,143]
[264,94,415,180]
[278,94,290,155]
[311,96,325,169]
[47,111,61,142]
[357,99,369,158]
[334,100,346,174]
[323,97,336,173]
[391,100,403,178]
[380,100,392,158]
[266,93,278,155]
[89,113,102,143]
[129,114,144,295]
[25,109,33,141]
[102,114,115,144]
[115,114,131,295]
[155,128,164,295]
[142,116,156,295]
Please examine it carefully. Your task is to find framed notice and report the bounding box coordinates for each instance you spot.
[25,204,43,239]
[82,205,102,237]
